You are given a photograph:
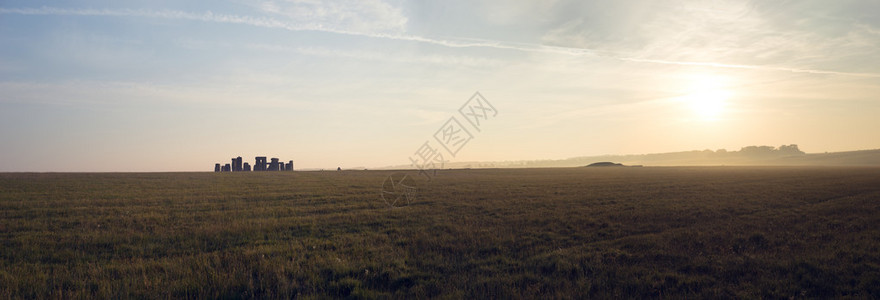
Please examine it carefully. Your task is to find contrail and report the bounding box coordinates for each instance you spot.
[0,7,524,50]
[3,6,878,78]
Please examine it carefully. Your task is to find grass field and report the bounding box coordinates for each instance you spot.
[1,167,879,298]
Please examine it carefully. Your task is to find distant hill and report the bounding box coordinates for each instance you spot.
[382,145,880,169]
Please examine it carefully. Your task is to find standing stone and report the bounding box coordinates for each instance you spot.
[232,156,243,172]
[254,157,267,171]
[214,163,221,172]
[269,158,281,171]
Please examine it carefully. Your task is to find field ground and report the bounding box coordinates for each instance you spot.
[1,167,879,298]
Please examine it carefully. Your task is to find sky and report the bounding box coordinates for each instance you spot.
[1,0,879,172]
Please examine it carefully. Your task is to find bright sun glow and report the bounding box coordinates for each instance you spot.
[679,75,732,121]
[687,89,729,119]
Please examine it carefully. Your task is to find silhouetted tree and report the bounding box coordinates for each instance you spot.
[778,144,805,155]
[740,146,776,155]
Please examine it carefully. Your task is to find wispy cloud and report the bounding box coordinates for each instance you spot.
[269,45,506,68]
[256,0,407,34]
[2,5,878,78]
[0,6,548,53]
[0,6,606,55]
[619,58,880,78]
[539,0,880,77]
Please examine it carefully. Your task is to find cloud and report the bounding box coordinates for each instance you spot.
[618,58,880,78]
[269,45,506,68]
[0,6,544,51]
[539,0,880,77]
[0,7,329,32]
[2,4,879,78]
[256,0,408,34]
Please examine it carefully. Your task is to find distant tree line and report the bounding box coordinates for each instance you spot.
[729,144,805,156]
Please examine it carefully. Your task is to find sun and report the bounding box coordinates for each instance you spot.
[686,89,729,120]
[678,75,732,121]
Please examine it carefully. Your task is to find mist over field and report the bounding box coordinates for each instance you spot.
[388,145,880,169]
[2,0,880,298]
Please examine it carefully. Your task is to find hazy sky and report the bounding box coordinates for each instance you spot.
[2,0,879,171]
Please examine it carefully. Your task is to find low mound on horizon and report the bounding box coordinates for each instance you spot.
[585,162,625,167]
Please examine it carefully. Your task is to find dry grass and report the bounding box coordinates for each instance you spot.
[1,167,879,298]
